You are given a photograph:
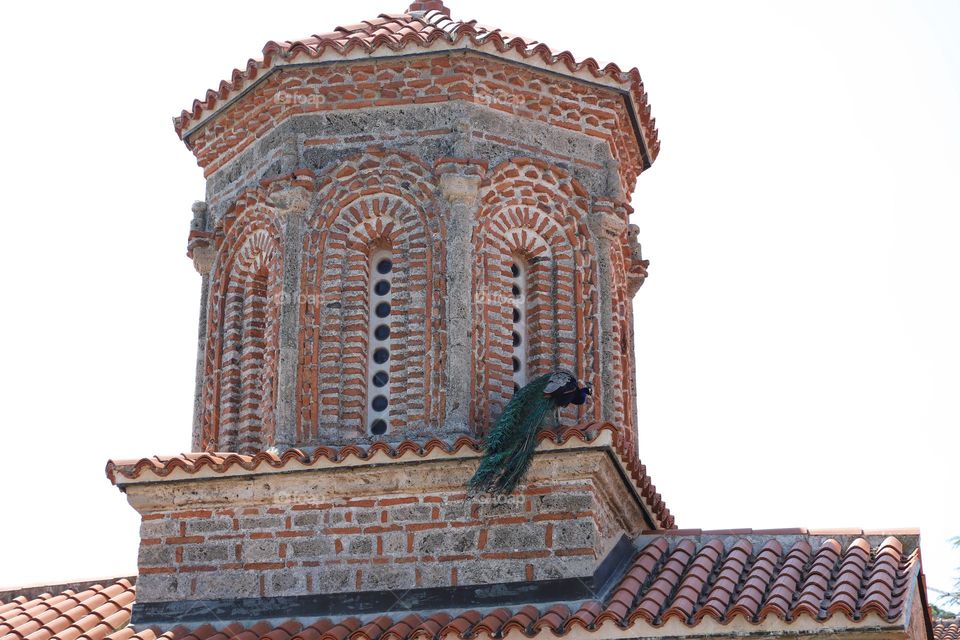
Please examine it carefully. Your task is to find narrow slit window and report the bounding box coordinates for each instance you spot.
[367,251,393,436]
[511,258,527,394]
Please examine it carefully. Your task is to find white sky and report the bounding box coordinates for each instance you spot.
[0,0,957,609]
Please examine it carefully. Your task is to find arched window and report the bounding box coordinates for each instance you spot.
[471,159,600,432]
[297,153,443,443]
[202,216,283,453]
[510,258,528,394]
[366,250,394,436]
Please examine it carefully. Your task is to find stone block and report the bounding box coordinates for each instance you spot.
[348,535,374,555]
[139,518,177,539]
[185,517,234,534]
[192,571,259,599]
[388,504,434,522]
[136,573,189,602]
[289,537,335,558]
[242,538,280,562]
[269,570,306,595]
[487,524,544,551]
[554,520,596,549]
[362,565,416,591]
[537,492,593,514]
[534,554,597,581]
[441,501,471,520]
[354,509,379,525]
[419,563,453,588]
[380,532,407,555]
[292,512,322,528]
[138,543,175,566]
[182,542,231,564]
[417,529,476,554]
[312,566,354,593]
[458,560,525,585]
[238,516,285,531]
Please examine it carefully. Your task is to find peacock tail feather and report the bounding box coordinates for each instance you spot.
[468,373,555,496]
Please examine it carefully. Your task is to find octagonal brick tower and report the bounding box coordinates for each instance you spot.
[182,0,657,457]
[107,0,674,615]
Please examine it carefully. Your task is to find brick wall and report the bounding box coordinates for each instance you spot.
[130,450,645,603]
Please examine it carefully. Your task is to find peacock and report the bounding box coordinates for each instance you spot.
[468,370,591,496]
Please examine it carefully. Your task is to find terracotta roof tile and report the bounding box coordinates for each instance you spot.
[935,620,960,640]
[0,581,133,640]
[438,610,479,637]
[0,534,928,640]
[173,7,659,164]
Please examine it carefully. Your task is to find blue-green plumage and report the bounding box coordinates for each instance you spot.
[468,370,591,496]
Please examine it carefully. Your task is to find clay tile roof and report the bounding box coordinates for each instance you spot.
[0,533,928,640]
[173,4,659,165]
[935,620,960,640]
[0,580,135,640]
[105,423,675,530]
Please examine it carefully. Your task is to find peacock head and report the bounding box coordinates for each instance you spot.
[571,384,592,406]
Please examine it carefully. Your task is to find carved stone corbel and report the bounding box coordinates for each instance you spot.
[624,224,650,296]
[186,201,215,274]
[439,173,482,206]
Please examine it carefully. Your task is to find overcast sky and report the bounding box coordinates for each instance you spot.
[1,0,957,608]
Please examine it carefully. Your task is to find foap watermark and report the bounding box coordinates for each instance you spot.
[475,87,528,108]
[274,90,324,107]
[468,492,524,508]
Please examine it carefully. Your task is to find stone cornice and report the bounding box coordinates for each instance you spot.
[108,426,670,530]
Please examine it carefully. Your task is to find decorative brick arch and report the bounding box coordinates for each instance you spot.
[472,159,601,432]
[609,230,638,460]
[297,151,443,443]
[202,195,284,453]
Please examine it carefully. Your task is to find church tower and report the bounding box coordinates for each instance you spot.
[103,6,933,640]
[179,1,658,458]
[113,0,671,622]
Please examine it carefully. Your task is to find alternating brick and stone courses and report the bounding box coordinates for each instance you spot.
[122,441,651,603]
[188,92,651,451]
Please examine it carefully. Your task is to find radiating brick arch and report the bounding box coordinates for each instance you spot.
[202,197,284,453]
[297,151,443,443]
[472,159,600,432]
[609,232,638,461]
